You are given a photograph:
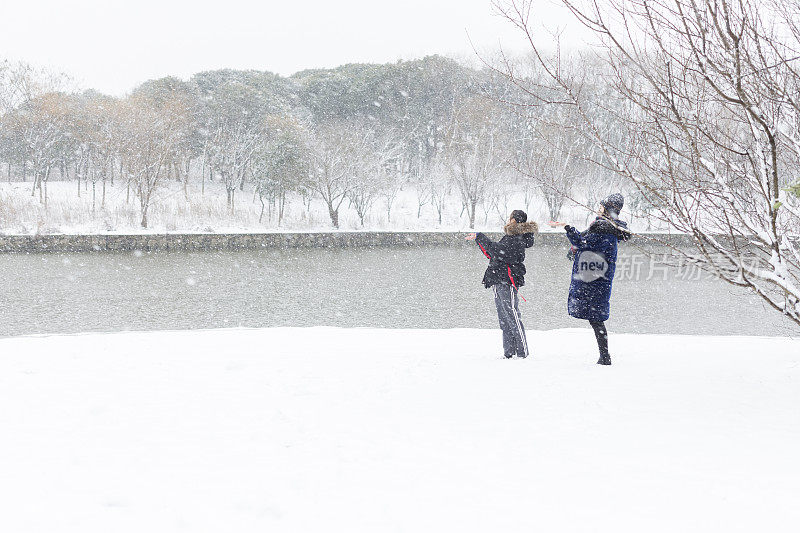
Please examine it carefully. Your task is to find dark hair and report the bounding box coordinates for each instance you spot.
[510,210,527,223]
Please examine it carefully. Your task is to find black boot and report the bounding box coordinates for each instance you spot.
[590,321,612,366]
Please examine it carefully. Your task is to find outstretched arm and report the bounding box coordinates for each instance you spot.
[474,232,498,259]
[565,225,587,249]
[464,233,493,258]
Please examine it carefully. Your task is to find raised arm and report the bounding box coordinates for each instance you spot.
[474,232,498,259]
[565,225,587,249]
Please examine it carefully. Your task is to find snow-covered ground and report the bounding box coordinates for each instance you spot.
[1,327,797,532]
[0,180,660,235]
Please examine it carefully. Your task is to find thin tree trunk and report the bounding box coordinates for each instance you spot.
[227,187,236,213]
[278,190,286,226]
[184,159,190,200]
[183,166,188,199]
[43,168,49,208]
[469,199,477,229]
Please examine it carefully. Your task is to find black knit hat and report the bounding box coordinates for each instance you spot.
[601,194,624,216]
[510,210,527,223]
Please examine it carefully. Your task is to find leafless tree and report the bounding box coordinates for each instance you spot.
[530,113,589,221]
[428,156,454,225]
[444,95,510,229]
[411,160,434,219]
[8,93,72,205]
[118,96,184,228]
[347,126,402,226]
[208,120,262,213]
[494,0,800,326]
[380,166,403,224]
[308,122,359,229]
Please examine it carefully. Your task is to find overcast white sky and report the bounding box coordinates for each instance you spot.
[1,0,582,96]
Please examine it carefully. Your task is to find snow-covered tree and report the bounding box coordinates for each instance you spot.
[118,94,184,228]
[252,115,310,225]
[307,121,359,229]
[443,95,510,229]
[347,125,402,226]
[495,0,800,326]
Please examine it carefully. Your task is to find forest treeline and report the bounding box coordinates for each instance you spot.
[0,55,620,229]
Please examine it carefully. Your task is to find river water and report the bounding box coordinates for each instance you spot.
[1,243,795,337]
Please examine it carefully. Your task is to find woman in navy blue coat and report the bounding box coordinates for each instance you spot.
[558,194,630,365]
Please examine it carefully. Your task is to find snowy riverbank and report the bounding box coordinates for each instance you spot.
[2,327,798,532]
[0,180,663,236]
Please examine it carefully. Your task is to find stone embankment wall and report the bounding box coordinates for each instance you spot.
[0,231,694,253]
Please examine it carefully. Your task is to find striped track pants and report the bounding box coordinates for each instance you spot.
[492,283,529,358]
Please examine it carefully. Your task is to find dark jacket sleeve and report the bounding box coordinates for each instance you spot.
[477,233,522,263]
[522,233,535,248]
[565,225,587,249]
[475,232,497,258]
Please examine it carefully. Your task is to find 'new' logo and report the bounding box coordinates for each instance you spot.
[574,251,608,282]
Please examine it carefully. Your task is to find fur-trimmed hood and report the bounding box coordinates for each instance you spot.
[504,221,539,236]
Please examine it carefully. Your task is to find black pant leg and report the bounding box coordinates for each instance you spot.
[589,320,611,364]
[509,287,529,357]
[493,285,515,358]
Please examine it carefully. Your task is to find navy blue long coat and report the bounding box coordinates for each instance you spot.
[566,218,630,322]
